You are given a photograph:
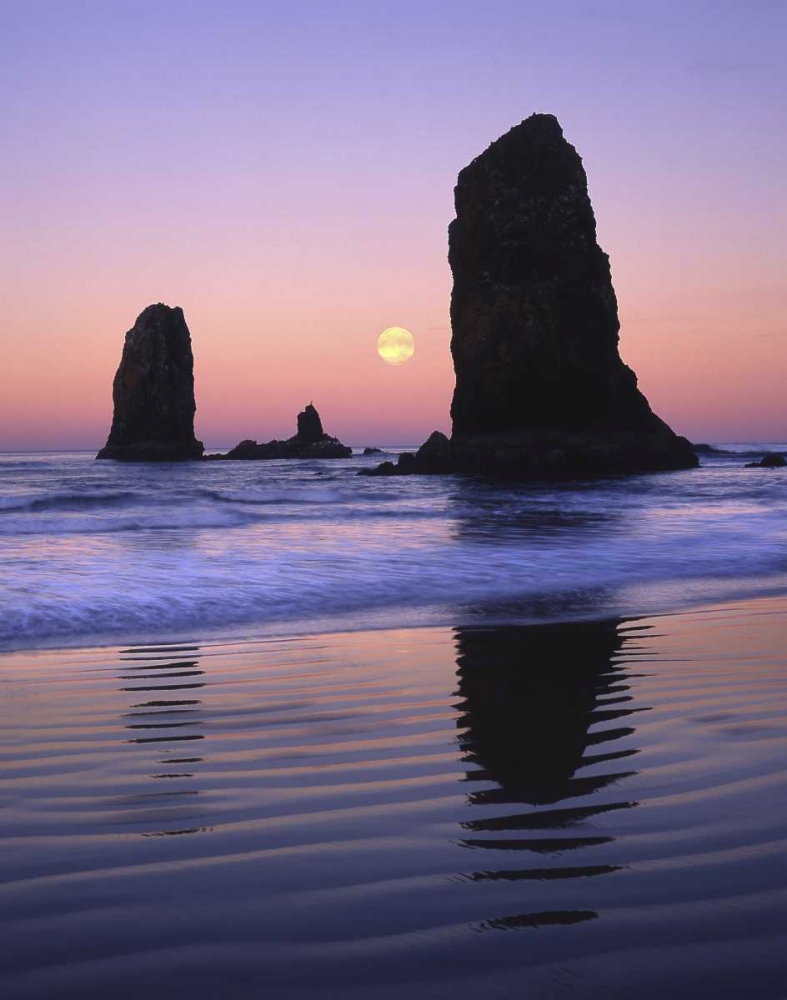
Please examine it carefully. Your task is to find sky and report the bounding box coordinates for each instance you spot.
[0,0,785,449]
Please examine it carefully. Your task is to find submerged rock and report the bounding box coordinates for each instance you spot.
[745,453,786,468]
[96,304,203,461]
[220,404,351,460]
[364,432,452,476]
[366,114,697,478]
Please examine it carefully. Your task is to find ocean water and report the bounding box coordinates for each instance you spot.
[0,446,785,651]
[2,449,787,998]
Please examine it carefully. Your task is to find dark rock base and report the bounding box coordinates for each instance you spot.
[96,440,204,462]
[212,404,352,460]
[362,429,698,478]
[213,436,352,460]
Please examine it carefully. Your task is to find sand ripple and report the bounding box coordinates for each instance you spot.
[1,597,786,998]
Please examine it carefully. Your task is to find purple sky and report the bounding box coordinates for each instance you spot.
[1,1,785,448]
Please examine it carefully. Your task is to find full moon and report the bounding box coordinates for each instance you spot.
[377,327,415,366]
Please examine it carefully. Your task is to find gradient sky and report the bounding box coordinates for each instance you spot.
[1,0,785,449]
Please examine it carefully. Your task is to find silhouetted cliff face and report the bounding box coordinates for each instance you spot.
[96,304,203,461]
[450,114,663,437]
[366,115,696,478]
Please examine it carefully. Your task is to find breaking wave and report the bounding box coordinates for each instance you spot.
[1,448,785,649]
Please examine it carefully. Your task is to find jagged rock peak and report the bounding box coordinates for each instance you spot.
[217,403,352,460]
[96,303,204,462]
[296,403,324,443]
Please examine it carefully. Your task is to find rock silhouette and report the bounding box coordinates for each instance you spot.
[96,304,203,461]
[454,619,638,807]
[219,404,351,460]
[365,114,697,477]
[745,453,786,468]
[296,403,323,443]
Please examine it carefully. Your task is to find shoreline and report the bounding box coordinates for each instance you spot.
[0,579,787,664]
[3,583,787,664]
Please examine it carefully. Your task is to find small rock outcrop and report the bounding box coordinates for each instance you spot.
[365,114,697,478]
[369,432,453,476]
[219,405,352,460]
[96,304,203,461]
[745,453,785,468]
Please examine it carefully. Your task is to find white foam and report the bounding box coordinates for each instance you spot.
[1,452,785,649]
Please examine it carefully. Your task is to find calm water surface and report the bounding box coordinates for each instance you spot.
[1,598,786,998]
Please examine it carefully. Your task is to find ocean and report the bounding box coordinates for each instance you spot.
[1,447,786,999]
[1,445,785,652]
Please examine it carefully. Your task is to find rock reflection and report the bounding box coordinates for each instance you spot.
[118,643,210,836]
[448,480,614,546]
[483,909,598,931]
[454,619,646,928]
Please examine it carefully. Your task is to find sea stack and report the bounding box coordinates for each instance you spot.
[296,403,324,443]
[367,114,697,477]
[219,403,352,459]
[96,304,203,461]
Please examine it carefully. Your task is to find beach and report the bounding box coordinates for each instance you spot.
[1,594,786,999]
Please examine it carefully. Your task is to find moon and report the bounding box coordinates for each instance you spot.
[377,327,415,366]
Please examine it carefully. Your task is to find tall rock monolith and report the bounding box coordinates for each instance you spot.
[365,114,697,477]
[446,113,697,473]
[96,304,204,461]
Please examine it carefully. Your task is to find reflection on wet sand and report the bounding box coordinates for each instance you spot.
[118,644,210,836]
[454,619,646,928]
[2,601,787,998]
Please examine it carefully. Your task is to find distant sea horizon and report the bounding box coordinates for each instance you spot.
[2,440,786,454]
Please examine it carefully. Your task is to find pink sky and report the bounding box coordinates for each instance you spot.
[1,2,784,449]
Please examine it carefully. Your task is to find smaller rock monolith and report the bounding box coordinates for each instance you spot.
[219,404,352,460]
[96,304,203,461]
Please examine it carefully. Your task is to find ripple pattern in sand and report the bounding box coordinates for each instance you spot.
[1,598,786,998]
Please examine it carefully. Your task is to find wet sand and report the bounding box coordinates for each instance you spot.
[1,596,786,999]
